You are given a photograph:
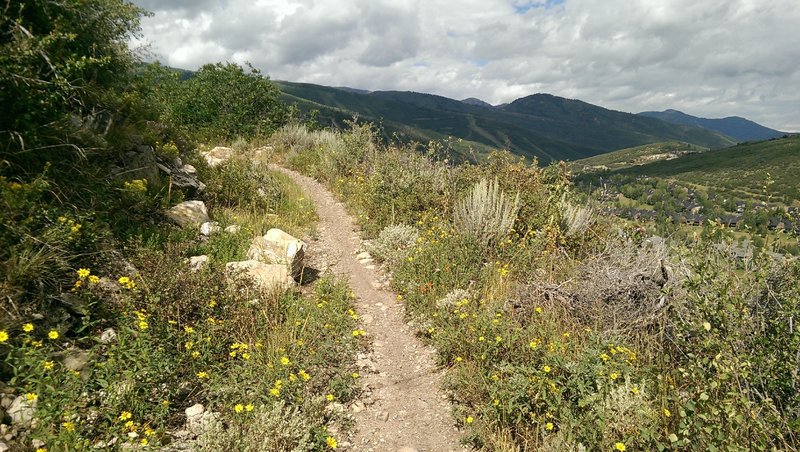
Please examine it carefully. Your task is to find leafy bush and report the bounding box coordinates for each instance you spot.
[454,178,520,246]
[200,157,281,211]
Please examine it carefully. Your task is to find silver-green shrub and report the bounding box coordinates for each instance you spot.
[453,178,519,245]
[365,224,419,267]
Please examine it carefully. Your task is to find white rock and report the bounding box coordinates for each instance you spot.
[185,403,204,419]
[31,439,45,449]
[246,228,306,280]
[99,328,117,344]
[188,255,209,272]
[202,146,233,167]
[224,225,240,233]
[225,260,296,291]
[8,395,35,426]
[199,221,220,236]
[166,201,209,227]
[0,441,9,452]
[181,164,197,175]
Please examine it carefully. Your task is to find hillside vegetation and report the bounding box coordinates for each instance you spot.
[276,81,735,163]
[572,141,709,170]
[617,136,800,204]
[270,123,800,451]
[1,3,360,450]
[3,2,799,451]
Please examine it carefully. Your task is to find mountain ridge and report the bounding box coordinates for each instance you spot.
[638,109,785,142]
[276,80,736,162]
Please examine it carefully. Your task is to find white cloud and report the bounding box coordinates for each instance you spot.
[131,0,800,131]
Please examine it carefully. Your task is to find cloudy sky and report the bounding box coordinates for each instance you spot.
[130,0,800,131]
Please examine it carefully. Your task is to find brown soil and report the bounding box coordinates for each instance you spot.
[271,165,469,452]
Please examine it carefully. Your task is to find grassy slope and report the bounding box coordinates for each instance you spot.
[617,136,800,203]
[572,141,709,170]
[276,81,735,163]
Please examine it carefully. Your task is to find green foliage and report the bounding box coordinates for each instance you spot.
[274,122,800,451]
[170,63,288,141]
[0,0,145,163]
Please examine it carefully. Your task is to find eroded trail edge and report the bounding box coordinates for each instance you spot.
[271,165,468,452]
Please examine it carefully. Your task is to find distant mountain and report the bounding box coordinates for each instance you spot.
[276,81,737,163]
[460,98,494,108]
[638,109,785,142]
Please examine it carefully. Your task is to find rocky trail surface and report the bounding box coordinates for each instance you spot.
[271,165,469,452]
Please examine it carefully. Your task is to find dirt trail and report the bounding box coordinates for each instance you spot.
[271,165,468,452]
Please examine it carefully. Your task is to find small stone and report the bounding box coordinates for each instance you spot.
[182,164,197,175]
[166,201,210,227]
[188,255,209,272]
[63,349,91,372]
[202,146,233,167]
[8,395,35,426]
[185,403,204,419]
[378,411,389,422]
[0,441,9,452]
[31,439,45,448]
[100,328,117,344]
[396,447,418,452]
[356,251,372,260]
[199,221,220,236]
[224,225,241,233]
[0,395,13,409]
[351,401,365,413]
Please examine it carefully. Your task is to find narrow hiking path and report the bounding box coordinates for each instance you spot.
[271,165,469,452]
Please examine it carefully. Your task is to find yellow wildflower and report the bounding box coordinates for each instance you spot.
[351,372,359,379]
[298,370,311,381]
[138,321,149,330]
[534,307,543,314]
[600,353,610,361]
[614,443,626,451]
[663,408,671,417]
[610,372,619,380]
[242,353,250,360]
[26,392,38,401]
[326,436,338,449]
[326,394,335,401]
[184,326,195,334]
[0,330,8,343]
[89,275,100,284]
[245,403,254,412]
[62,421,75,432]
[140,439,148,446]
[234,404,244,413]
[465,416,474,424]
[119,411,132,421]
[543,365,551,373]
[208,299,217,308]
[545,422,554,431]
[191,351,200,358]
[23,323,34,332]
[270,388,280,397]
[43,361,54,370]
[196,371,209,379]
[48,330,59,340]
[77,268,91,279]
[280,356,290,366]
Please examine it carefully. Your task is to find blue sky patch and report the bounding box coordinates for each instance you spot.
[513,0,565,14]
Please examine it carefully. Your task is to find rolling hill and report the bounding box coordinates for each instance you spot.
[591,136,800,204]
[638,109,785,142]
[572,141,709,171]
[276,81,736,163]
